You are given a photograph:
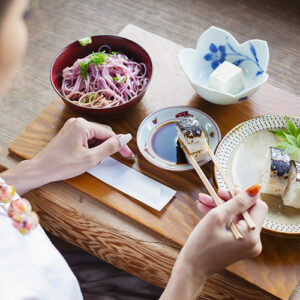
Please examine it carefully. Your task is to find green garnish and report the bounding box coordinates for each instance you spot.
[78,36,92,46]
[80,51,107,80]
[270,116,300,161]
[112,76,126,83]
[84,93,95,103]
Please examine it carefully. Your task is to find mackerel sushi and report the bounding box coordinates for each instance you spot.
[261,147,290,196]
[176,118,208,162]
[283,161,300,209]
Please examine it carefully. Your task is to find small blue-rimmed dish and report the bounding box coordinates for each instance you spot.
[178,26,269,105]
[137,106,221,172]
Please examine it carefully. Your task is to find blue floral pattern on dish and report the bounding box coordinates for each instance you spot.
[238,96,248,102]
[204,38,264,77]
[204,43,226,70]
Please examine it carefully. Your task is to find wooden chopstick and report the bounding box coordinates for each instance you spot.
[207,146,256,230]
[179,140,243,240]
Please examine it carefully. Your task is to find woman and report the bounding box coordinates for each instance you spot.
[0,0,268,299]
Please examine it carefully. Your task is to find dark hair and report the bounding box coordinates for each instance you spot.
[0,0,11,21]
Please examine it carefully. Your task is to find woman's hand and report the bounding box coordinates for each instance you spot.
[33,117,133,181]
[1,117,133,194]
[161,186,268,300]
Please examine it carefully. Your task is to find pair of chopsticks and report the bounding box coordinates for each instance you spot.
[207,147,256,231]
[179,140,256,240]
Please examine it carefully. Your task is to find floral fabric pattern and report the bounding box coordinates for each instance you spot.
[0,178,39,234]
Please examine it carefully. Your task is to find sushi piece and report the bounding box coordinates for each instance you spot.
[176,118,208,163]
[176,141,188,164]
[282,161,300,209]
[176,118,208,153]
[190,149,209,163]
[261,147,290,196]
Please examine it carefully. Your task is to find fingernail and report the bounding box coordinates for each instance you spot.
[246,184,261,197]
[124,152,136,160]
[119,133,132,148]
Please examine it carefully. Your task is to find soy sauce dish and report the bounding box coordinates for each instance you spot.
[151,121,188,165]
[137,106,221,171]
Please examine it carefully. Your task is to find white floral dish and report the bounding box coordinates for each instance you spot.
[137,106,221,172]
[214,114,300,237]
[178,26,269,105]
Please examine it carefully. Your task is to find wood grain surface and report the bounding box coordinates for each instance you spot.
[1,0,300,299]
[9,25,300,300]
[0,162,278,300]
[23,174,280,300]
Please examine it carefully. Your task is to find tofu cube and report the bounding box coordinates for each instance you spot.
[208,61,245,94]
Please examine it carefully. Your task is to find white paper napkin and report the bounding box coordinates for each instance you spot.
[88,157,176,211]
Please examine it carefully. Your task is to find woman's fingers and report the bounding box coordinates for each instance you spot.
[196,202,213,214]
[197,185,259,226]
[65,118,115,141]
[197,186,244,214]
[86,120,134,158]
[89,134,133,163]
[88,134,133,158]
[218,190,258,223]
[198,193,216,207]
[217,186,242,201]
[217,188,232,201]
[236,200,267,256]
[247,199,268,228]
[233,186,243,197]
[89,135,123,162]
[119,145,134,157]
[116,134,134,157]
[236,219,249,234]
[88,121,116,141]
[67,119,134,158]
[88,121,134,158]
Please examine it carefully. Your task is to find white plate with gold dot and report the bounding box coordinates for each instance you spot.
[213,114,300,237]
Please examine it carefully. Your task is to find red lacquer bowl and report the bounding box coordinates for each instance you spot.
[50,35,153,118]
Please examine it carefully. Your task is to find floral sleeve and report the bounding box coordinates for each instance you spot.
[0,178,39,234]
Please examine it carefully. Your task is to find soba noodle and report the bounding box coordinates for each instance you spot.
[61,45,148,108]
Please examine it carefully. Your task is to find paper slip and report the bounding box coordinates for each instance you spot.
[88,157,176,211]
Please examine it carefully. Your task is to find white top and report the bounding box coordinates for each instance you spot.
[0,188,83,300]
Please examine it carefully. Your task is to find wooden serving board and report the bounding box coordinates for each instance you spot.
[9,25,300,299]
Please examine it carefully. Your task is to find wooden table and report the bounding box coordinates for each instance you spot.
[1,0,300,299]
